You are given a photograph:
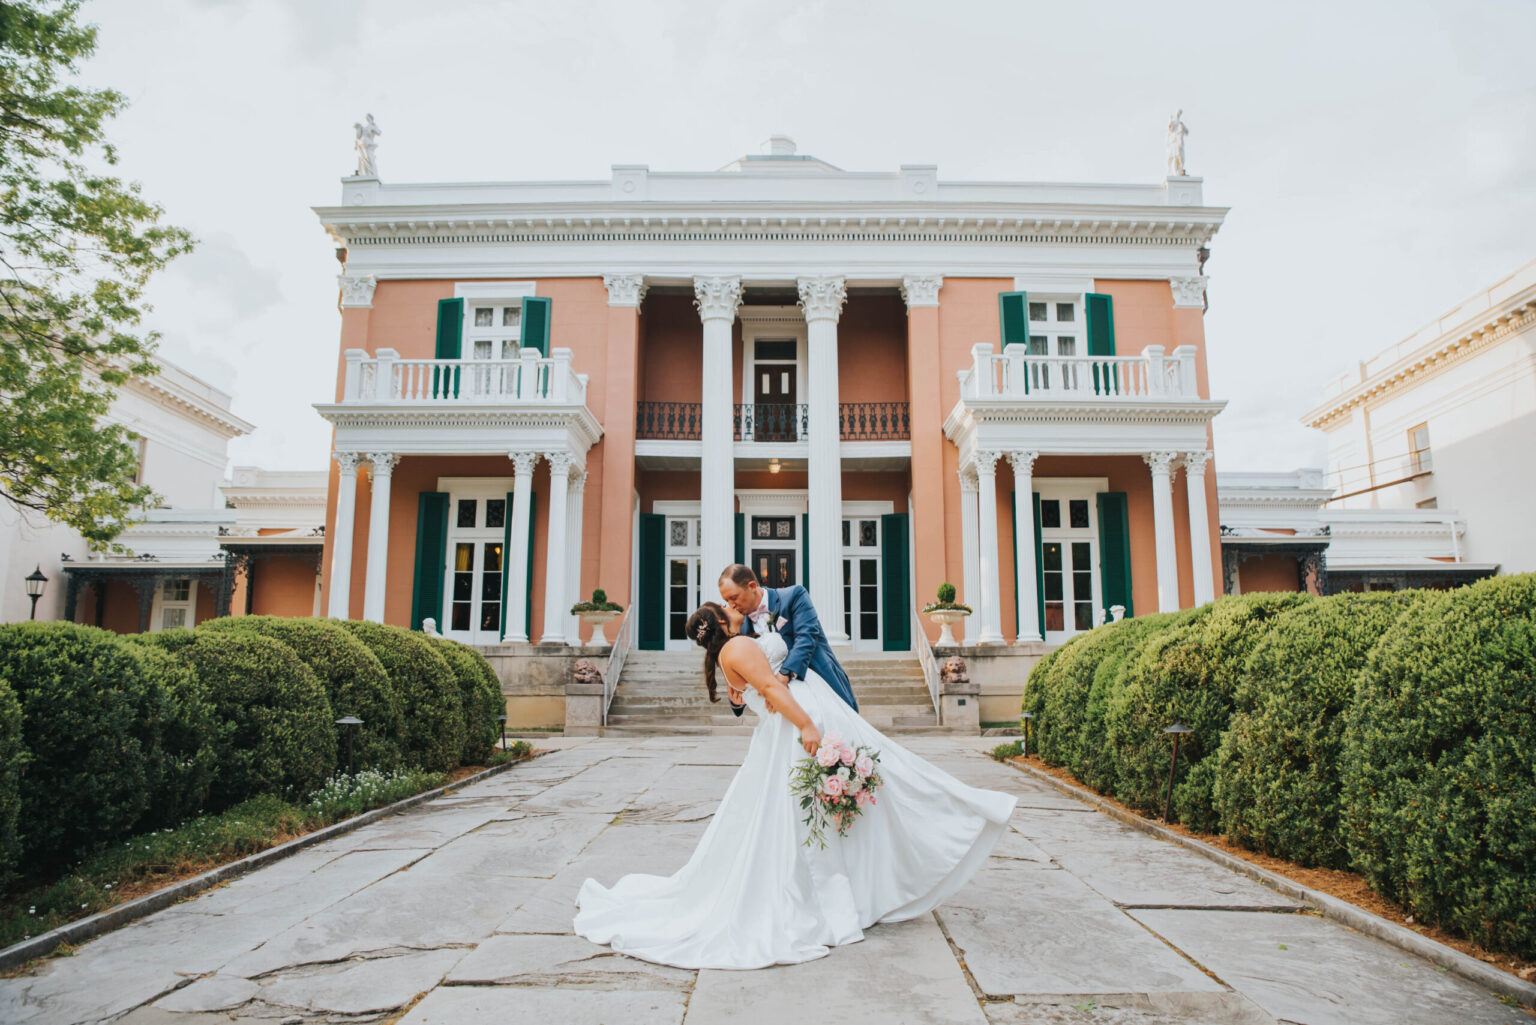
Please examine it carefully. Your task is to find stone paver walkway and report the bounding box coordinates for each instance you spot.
[0,738,1524,1025]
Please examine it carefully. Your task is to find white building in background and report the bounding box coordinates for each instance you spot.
[1216,470,1494,596]
[0,358,325,631]
[1302,257,1536,576]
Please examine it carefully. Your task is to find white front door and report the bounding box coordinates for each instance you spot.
[443,494,507,646]
[665,515,702,651]
[1037,492,1101,645]
[841,517,882,651]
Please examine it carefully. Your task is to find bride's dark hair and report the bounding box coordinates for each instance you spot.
[684,602,730,702]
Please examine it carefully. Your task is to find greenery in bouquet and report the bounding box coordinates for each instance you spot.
[790,733,884,848]
[922,582,973,615]
[571,588,624,614]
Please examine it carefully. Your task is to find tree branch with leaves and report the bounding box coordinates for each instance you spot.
[0,0,194,550]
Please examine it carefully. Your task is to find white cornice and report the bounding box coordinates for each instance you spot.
[316,403,603,453]
[1304,277,1536,430]
[125,373,254,439]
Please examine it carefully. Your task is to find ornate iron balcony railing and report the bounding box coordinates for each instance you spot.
[839,401,910,440]
[635,401,702,440]
[734,403,807,442]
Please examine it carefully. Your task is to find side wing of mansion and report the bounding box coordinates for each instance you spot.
[314,139,1227,689]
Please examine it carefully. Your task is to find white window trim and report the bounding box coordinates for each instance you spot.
[150,578,196,633]
[439,481,513,646]
[455,282,537,360]
[739,307,808,426]
[1023,292,1086,359]
[655,501,702,650]
[1034,480,1105,643]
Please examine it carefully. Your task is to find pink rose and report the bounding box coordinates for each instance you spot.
[838,746,856,766]
[855,789,874,808]
[816,745,839,768]
[854,755,874,778]
[823,775,846,798]
[822,733,845,751]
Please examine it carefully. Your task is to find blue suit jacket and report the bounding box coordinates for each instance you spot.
[731,585,858,713]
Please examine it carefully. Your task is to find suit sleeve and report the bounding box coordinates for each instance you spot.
[779,585,823,681]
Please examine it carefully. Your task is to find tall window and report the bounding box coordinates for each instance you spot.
[466,304,522,360]
[841,517,881,651]
[1037,491,1099,642]
[665,516,702,649]
[1408,423,1432,473]
[156,578,194,632]
[444,496,506,645]
[1026,298,1084,390]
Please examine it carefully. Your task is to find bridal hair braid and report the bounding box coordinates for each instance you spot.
[685,602,731,702]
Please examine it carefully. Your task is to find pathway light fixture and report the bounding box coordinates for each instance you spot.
[1161,723,1194,823]
[498,714,509,753]
[1019,711,1034,758]
[25,566,48,621]
[336,715,364,775]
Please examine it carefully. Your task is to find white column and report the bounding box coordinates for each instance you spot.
[327,452,362,619]
[566,468,587,643]
[973,451,1005,645]
[959,468,980,637]
[1008,451,1042,643]
[540,453,572,645]
[503,452,537,643]
[1145,451,1180,612]
[798,275,850,644]
[361,452,398,623]
[694,276,742,599]
[1184,450,1215,606]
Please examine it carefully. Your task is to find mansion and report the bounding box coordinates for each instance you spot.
[314,136,1227,720]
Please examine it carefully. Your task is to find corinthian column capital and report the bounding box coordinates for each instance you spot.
[604,274,648,308]
[693,276,743,322]
[900,274,942,308]
[1182,450,1212,476]
[338,273,377,308]
[797,276,847,324]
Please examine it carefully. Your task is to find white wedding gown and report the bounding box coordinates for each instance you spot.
[573,632,1017,969]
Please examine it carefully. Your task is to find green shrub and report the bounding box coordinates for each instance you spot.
[1214,592,1417,868]
[937,582,957,604]
[1105,593,1311,828]
[489,739,533,765]
[988,740,1022,761]
[135,630,336,807]
[1341,575,1536,956]
[202,616,404,770]
[133,643,221,829]
[0,678,24,886]
[0,623,167,871]
[303,767,448,822]
[338,621,463,773]
[430,637,503,765]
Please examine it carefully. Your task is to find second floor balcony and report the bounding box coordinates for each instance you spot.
[635,400,910,442]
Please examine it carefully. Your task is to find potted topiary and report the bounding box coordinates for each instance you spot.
[921,582,972,647]
[571,588,624,647]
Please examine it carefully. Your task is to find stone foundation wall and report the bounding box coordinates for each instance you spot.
[477,643,610,730]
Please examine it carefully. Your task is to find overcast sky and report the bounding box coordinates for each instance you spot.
[79,0,1535,475]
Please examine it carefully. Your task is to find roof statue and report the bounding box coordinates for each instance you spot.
[353,114,381,178]
[1166,109,1189,177]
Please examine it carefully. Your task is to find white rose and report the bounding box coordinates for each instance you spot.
[838,767,850,780]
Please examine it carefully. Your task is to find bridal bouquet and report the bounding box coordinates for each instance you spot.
[790,733,884,849]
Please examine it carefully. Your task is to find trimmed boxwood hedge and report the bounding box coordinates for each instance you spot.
[202,616,405,771]
[0,678,23,886]
[133,643,222,829]
[1214,591,1419,868]
[0,623,173,871]
[431,637,504,765]
[339,621,463,773]
[135,630,337,808]
[1104,593,1311,829]
[1340,576,1536,955]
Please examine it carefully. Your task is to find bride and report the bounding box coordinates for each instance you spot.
[572,600,1017,970]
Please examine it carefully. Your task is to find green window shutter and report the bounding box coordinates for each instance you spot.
[734,513,745,564]
[500,491,515,634]
[1096,492,1133,618]
[1033,492,1046,638]
[521,296,551,357]
[880,513,910,651]
[435,299,464,358]
[637,514,665,650]
[410,492,450,631]
[801,513,810,583]
[998,291,1029,349]
[433,298,463,399]
[525,492,538,638]
[1086,293,1117,395]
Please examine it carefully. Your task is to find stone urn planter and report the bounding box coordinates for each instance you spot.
[924,608,969,647]
[571,588,623,648]
[922,583,972,647]
[578,609,621,648]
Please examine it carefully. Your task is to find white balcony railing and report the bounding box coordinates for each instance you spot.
[340,347,588,406]
[960,343,1201,402]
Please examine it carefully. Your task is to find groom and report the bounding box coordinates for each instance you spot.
[717,564,858,715]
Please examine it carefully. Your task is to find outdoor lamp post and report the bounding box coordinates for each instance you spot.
[336,715,363,775]
[1162,723,1194,823]
[497,714,509,752]
[25,565,48,621]
[1019,711,1034,759]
